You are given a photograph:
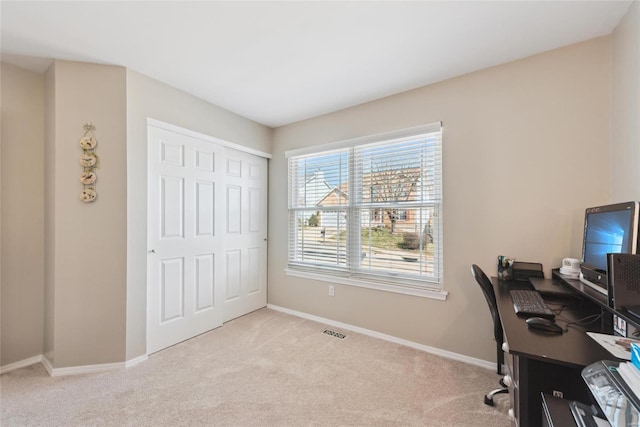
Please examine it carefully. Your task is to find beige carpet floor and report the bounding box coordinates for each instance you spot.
[1,308,510,426]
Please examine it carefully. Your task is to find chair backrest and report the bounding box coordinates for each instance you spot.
[471,264,502,341]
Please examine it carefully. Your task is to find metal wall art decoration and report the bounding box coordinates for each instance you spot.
[79,123,98,203]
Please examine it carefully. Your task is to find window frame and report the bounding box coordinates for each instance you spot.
[395,209,408,221]
[285,123,446,300]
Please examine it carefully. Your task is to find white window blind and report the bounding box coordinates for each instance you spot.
[287,122,443,292]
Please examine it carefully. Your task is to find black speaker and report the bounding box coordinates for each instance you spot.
[607,253,640,314]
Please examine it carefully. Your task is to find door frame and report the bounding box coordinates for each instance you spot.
[147,119,272,160]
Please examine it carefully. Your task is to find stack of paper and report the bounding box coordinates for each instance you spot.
[618,362,640,400]
[586,332,640,360]
[618,343,640,400]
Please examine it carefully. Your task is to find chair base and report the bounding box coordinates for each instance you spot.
[484,387,509,406]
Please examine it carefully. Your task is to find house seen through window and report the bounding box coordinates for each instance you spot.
[287,122,443,293]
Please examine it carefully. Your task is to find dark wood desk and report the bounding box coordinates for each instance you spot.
[493,277,615,427]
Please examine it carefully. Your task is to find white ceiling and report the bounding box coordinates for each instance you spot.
[1,1,632,128]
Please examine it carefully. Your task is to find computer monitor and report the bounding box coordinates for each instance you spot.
[580,201,639,294]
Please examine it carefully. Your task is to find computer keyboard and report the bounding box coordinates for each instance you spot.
[510,289,555,319]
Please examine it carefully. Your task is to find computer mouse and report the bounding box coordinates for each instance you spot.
[525,317,563,334]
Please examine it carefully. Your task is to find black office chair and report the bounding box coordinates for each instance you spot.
[471,264,509,406]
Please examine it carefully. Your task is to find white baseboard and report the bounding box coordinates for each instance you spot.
[0,355,44,375]
[46,361,125,377]
[3,354,148,377]
[267,304,495,371]
[41,355,53,375]
[125,354,148,368]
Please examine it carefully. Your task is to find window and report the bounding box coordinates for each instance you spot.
[286,123,443,297]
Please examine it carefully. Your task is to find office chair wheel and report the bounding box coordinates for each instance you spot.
[484,387,509,406]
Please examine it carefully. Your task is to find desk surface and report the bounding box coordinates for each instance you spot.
[493,277,614,368]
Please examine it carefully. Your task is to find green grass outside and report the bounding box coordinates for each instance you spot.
[332,227,434,254]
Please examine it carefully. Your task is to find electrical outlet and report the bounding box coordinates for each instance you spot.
[552,390,563,398]
[329,285,335,296]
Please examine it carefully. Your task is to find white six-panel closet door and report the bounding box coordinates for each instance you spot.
[147,124,267,354]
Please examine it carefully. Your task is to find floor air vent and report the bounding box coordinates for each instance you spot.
[323,329,347,339]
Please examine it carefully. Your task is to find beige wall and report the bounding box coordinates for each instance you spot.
[125,70,272,360]
[0,63,45,366]
[611,1,640,202]
[269,38,612,362]
[44,60,128,368]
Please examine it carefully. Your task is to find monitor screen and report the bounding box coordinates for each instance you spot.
[582,202,638,272]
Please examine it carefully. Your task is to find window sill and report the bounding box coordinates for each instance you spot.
[284,268,448,300]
